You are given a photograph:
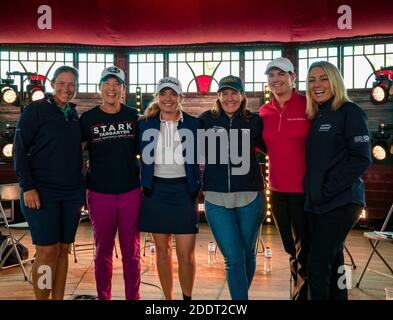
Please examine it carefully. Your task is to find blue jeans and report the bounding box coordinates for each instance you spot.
[205,193,265,300]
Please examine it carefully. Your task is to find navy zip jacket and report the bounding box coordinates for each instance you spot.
[13,96,84,200]
[138,111,201,194]
[303,100,372,214]
[199,110,266,192]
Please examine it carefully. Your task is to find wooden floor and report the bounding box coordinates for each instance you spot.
[1,221,392,300]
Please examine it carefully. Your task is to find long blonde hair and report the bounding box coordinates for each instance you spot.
[141,92,184,119]
[306,61,351,120]
[211,95,252,119]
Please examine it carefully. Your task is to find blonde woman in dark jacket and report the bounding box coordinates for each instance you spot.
[304,61,371,300]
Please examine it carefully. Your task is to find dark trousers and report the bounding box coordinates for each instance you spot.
[308,204,362,300]
[271,191,309,300]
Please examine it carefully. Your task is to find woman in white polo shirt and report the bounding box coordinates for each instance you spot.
[138,77,201,300]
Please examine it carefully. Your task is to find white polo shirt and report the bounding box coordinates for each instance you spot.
[154,111,186,178]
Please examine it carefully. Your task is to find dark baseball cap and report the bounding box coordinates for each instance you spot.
[217,75,244,93]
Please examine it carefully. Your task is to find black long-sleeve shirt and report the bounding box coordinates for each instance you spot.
[304,100,372,214]
[13,96,84,201]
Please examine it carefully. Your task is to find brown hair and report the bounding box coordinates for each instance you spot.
[51,65,79,82]
[211,95,252,119]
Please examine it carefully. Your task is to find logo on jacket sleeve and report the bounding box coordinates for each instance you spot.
[354,135,370,143]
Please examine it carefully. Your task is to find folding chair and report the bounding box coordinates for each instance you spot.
[72,240,119,263]
[0,183,35,281]
[71,208,119,263]
[344,244,356,269]
[142,232,154,257]
[142,233,178,256]
[356,203,393,287]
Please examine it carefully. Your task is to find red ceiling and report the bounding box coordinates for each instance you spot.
[1,0,392,46]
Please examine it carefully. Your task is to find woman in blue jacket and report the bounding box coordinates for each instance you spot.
[304,61,371,300]
[138,77,201,300]
[199,75,266,300]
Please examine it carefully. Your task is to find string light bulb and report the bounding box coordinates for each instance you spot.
[264,85,271,103]
[136,86,142,113]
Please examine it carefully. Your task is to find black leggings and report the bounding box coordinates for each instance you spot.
[271,191,309,300]
[308,204,362,300]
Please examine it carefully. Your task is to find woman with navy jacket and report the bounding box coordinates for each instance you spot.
[304,61,371,300]
[138,77,201,300]
[13,66,84,300]
[199,75,266,300]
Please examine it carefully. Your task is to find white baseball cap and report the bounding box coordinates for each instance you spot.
[100,66,125,84]
[156,77,183,94]
[265,57,295,74]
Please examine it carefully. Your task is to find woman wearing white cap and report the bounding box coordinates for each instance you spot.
[80,66,142,300]
[259,57,311,300]
[138,77,201,300]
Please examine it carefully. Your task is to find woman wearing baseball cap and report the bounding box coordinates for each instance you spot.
[80,66,142,300]
[259,57,311,300]
[199,75,266,300]
[138,77,201,300]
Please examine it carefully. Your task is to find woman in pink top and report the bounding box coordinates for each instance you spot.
[259,57,311,300]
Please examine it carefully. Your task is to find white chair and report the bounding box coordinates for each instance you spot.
[0,183,34,281]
